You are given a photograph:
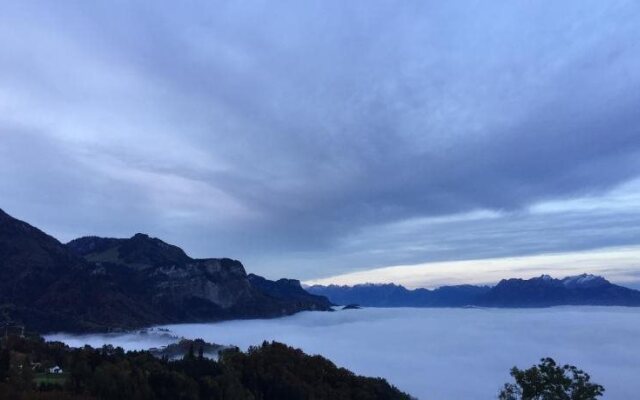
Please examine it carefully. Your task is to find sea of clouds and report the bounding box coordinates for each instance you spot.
[46,307,640,399]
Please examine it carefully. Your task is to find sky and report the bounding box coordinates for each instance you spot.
[1,1,640,286]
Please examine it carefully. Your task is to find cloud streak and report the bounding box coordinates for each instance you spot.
[304,245,640,289]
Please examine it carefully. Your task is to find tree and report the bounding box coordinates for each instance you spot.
[186,344,195,361]
[499,357,604,400]
[0,346,10,381]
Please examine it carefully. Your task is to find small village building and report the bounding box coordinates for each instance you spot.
[49,366,63,374]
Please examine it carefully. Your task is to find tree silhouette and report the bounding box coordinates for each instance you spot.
[499,357,604,400]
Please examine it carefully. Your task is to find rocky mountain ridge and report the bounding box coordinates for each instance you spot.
[0,208,331,333]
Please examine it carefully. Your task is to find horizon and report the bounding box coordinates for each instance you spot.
[2,1,640,288]
[6,204,640,291]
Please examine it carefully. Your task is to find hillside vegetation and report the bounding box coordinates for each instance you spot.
[0,334,412,400]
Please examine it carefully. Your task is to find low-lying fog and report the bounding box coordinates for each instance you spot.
[46,307,640,399]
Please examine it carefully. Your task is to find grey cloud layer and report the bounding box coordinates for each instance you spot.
[1,1,640,279]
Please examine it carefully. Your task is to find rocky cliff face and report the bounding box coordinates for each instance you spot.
[151,259,254,310]
[0,209,331,333]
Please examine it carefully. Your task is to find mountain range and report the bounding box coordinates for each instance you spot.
[0,208,331,333]
[3,207,639,335]
[307,274,640,308]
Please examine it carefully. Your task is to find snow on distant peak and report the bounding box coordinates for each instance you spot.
[562,274,607,288]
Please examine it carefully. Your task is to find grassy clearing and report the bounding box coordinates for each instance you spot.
[34,372,67,386]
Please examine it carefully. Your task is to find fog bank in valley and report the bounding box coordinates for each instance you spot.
[47,307,640,399]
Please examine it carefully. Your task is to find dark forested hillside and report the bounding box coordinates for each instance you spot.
[0,209,164,333]
[0,334,412,400]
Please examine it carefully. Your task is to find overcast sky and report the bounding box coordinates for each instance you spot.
[2,1,640,285]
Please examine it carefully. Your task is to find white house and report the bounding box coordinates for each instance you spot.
[49,366,63,374]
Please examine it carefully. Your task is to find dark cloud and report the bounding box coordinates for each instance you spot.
[1,0,640,279]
